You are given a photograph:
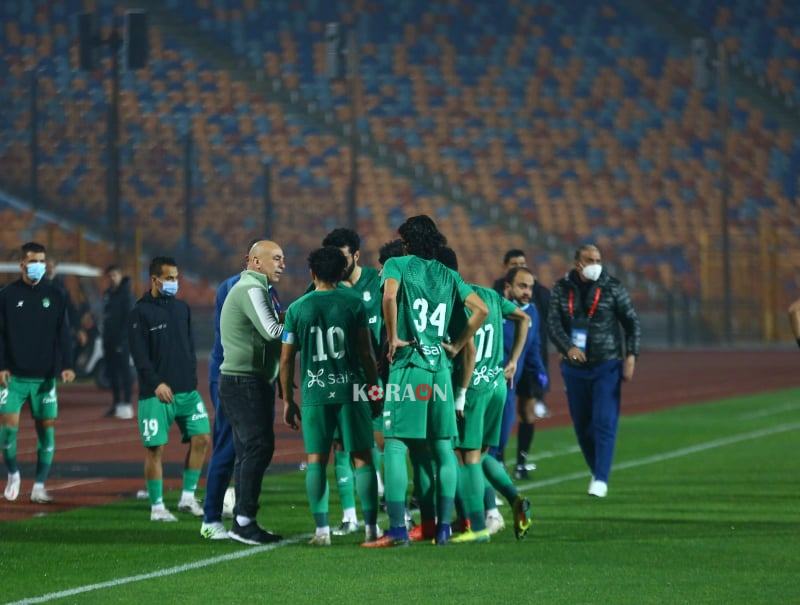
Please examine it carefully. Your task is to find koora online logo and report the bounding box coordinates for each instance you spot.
[352,383,450,402]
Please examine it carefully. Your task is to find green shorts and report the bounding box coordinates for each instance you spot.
[0,377,58,420]
[382,364,456,440]
[482,378,508,449]
[137,390,210,447]
[302,402,374,455]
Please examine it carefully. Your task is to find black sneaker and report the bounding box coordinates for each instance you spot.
[228,520,283,545]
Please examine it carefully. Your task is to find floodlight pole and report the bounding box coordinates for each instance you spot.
[718,44,733,343]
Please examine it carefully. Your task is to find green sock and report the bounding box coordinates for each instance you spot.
[484,481,496,511]
[146,478,163,506]
[384,438,409,528]
[35,425,55,483]
[463,462,486,531]
[334,449,356,513]
[182,468,201,494]
[0,425,19,474]
[409,441,436,522]
[482,453,518,504]
[354,464,378,525]
[371,446,383,477]
[305,462,329,528]
[455,466,467,521]
[431,439,457,526]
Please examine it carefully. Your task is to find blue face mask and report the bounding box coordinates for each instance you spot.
[159,280,179,297]
[26,261,46,283]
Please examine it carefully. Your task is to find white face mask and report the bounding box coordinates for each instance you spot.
[581,263,602,282]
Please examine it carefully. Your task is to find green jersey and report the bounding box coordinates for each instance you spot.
[381,256,475,372]
[469,285,518,392]
[305,266,382,351]
[283,289,368,405]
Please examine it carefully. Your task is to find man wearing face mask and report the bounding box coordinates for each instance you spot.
[0,242,75,504]
[219,240,285,544]
[128,256,211,521]
[548,245,640,498]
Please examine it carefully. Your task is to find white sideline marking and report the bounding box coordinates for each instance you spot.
[516,421,800,492]
[8,421,800,605]
[737,401,800,420]
[6,535,310,605]
[47,479,105,492]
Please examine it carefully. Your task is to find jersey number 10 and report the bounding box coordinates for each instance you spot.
[311,326,345,362]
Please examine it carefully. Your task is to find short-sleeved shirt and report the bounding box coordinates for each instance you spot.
[381,256,474,372]
[282,289,368,405]
[343,266,382,350]
[469,284,518,392]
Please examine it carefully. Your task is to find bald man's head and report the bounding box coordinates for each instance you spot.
[247,240,285,282]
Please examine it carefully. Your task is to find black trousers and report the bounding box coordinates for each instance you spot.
[106,345,132,403]
[219,374,276,520]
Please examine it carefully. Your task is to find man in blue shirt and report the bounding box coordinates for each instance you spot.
[200,240,282,540]
[485,266,547,533]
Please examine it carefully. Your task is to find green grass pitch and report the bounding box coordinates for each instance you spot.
[2,388,799,604]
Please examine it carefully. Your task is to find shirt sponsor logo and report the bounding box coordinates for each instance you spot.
[363,291,372,302]
[42,297,51,309]
[149,323,167,332]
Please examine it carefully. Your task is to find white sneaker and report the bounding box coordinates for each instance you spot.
[364,524,383,543]
[178,495,204,517]
[114,403,134,420]
[30,484,53,504]
[308,532,331,546]
[200,521,229,540]
[151,507,178,522]
[588,479,608,498]
[4,472,20,501]
[222,487,236,519]
[332,519,361,536]
[534,402,550,419]
[485,511,506,535]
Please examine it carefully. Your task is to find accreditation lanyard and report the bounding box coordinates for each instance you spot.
[568,288,601,320]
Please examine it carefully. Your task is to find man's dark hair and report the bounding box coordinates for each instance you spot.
[308,246,347,283]
[378,239,405,266]
[149,256,177,277]
[436,246,458,271]
[105,264,121,274]
[503,248,526,265]
[322,228,360,254]
[574,244,599,261]
[505,266,533,285]
[21,242,46,259]
[397,215,447,260]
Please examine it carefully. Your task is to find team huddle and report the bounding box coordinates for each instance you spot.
[1,213,640,549]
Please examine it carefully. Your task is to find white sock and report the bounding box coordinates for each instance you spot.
[236,515,252,527]
[8,471,20,480]
[342,507,357,523]
[33,482,45,491]
[181,490,195,501]
[151,503,166,512]
[316,526,330,537]
[486,507,500,519]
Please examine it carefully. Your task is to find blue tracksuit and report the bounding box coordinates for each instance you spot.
[203,275,282,523]
[490,302,547,457]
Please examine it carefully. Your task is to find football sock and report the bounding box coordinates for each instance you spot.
[182,468,201,498]
[34,425,55,483]
[462,462,486,531]
[431,439,457,527]
[354,464,378,526]
[371,446,383,475]
[305,462,329,529]
[0,425,19,474]
[482,452,518,504]
[455,467,467,521]
[334,449,357,514]
[146,478,163,507]
[517,422,534,467]
[408,440,436,522]
[383,438,409,528]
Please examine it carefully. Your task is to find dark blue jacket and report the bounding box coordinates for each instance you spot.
[502,302,547,388]
[208,274,282,383]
